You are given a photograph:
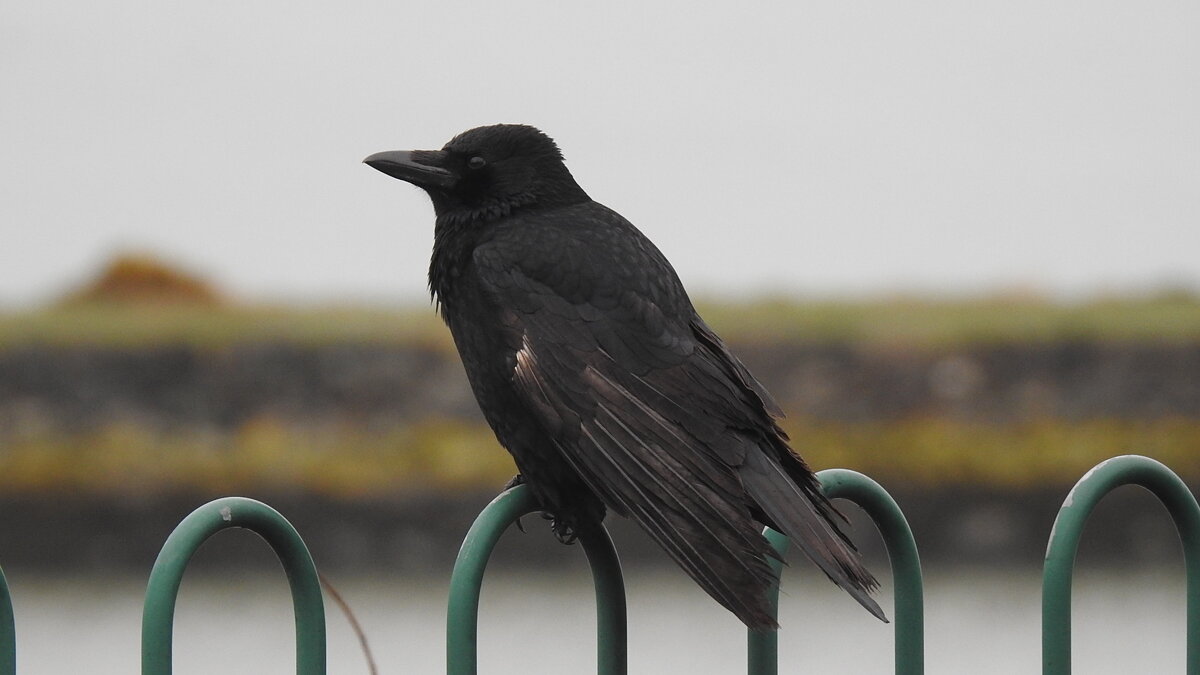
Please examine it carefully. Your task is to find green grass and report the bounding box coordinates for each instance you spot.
[697,292,1200,345]
[0,303,451,350]
[2,293,1200,349]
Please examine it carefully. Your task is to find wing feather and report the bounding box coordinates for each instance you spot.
[471,209,882,627]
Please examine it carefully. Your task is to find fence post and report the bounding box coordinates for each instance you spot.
[746,529,790,675]
[0,566,14,675]
[446,485,627,675]
[141,497,326,675]
[749,469,925,675]
[1042,455,1200,675]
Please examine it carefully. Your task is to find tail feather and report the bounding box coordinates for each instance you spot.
[738,448,888,622]
[575,403,782,628]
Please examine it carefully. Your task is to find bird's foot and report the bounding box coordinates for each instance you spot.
[541,512,579,545]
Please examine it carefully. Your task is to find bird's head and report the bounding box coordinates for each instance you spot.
[364,124,589,223]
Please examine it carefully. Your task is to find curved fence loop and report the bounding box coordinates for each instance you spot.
[1042,454,1200,675]
[0,566,14,675]
[446,485,627,675]
[141,497,326,675]
[749,469,925,675]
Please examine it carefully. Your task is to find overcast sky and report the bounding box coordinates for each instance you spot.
[2,2,1197,307]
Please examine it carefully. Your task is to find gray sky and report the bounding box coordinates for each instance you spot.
[2,1,1198,307]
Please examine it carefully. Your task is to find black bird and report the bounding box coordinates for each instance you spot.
[364,124,885,628]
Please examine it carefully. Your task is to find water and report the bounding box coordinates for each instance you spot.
[6,567,1187,673]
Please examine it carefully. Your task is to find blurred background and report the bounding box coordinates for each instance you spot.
[2,2,1198,673]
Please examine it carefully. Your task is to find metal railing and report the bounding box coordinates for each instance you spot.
[0,565,13,675]
[747,469,924,675]
[0,454,1194,673]
[445,456,1197,674]
[445,486,627,675]
[141,496,327,675]
[1042,455,1200,674]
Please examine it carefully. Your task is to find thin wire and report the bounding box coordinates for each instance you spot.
[319,573,378,675]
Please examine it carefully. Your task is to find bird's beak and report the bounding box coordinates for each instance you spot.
[363,150,458,190]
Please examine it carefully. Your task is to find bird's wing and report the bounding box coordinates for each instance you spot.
[473,214,796,626]
[473,209,885,626]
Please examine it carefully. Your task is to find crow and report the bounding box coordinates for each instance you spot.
[364,124,884,628]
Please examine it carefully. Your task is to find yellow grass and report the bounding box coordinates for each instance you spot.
[2,417,1196,497]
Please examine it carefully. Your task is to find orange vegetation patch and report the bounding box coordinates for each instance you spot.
[62,253,222,306]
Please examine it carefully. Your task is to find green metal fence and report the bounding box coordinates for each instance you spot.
[0,454,1195,673]
[745,469,924,675]
[446,486,627,675]
[442,455,1196,674]
[1042,455,1200,675]
[1,565,13,675]
[141,497,327,675]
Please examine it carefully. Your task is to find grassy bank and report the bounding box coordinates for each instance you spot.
[1,295,1197,498]
[2,416,1196,498]
[0,304,452,350]
[2,293,1200,349]
[698,293,1200,345]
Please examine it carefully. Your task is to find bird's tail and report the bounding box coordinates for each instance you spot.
[738,447,888,623]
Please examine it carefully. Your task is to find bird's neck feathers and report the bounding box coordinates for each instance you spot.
[430,161,590,229]
[427,218,470,313]
[427,202,524,313]
[426,190,537,308]
[426,161,590,312]
[431,191,539,230]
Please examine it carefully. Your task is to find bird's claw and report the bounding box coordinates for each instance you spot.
[500,476,577,542]
[543,512,579,545]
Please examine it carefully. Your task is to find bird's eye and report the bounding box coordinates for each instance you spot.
[467,156,487,170]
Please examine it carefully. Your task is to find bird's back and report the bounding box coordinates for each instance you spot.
[433,199,883,627]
